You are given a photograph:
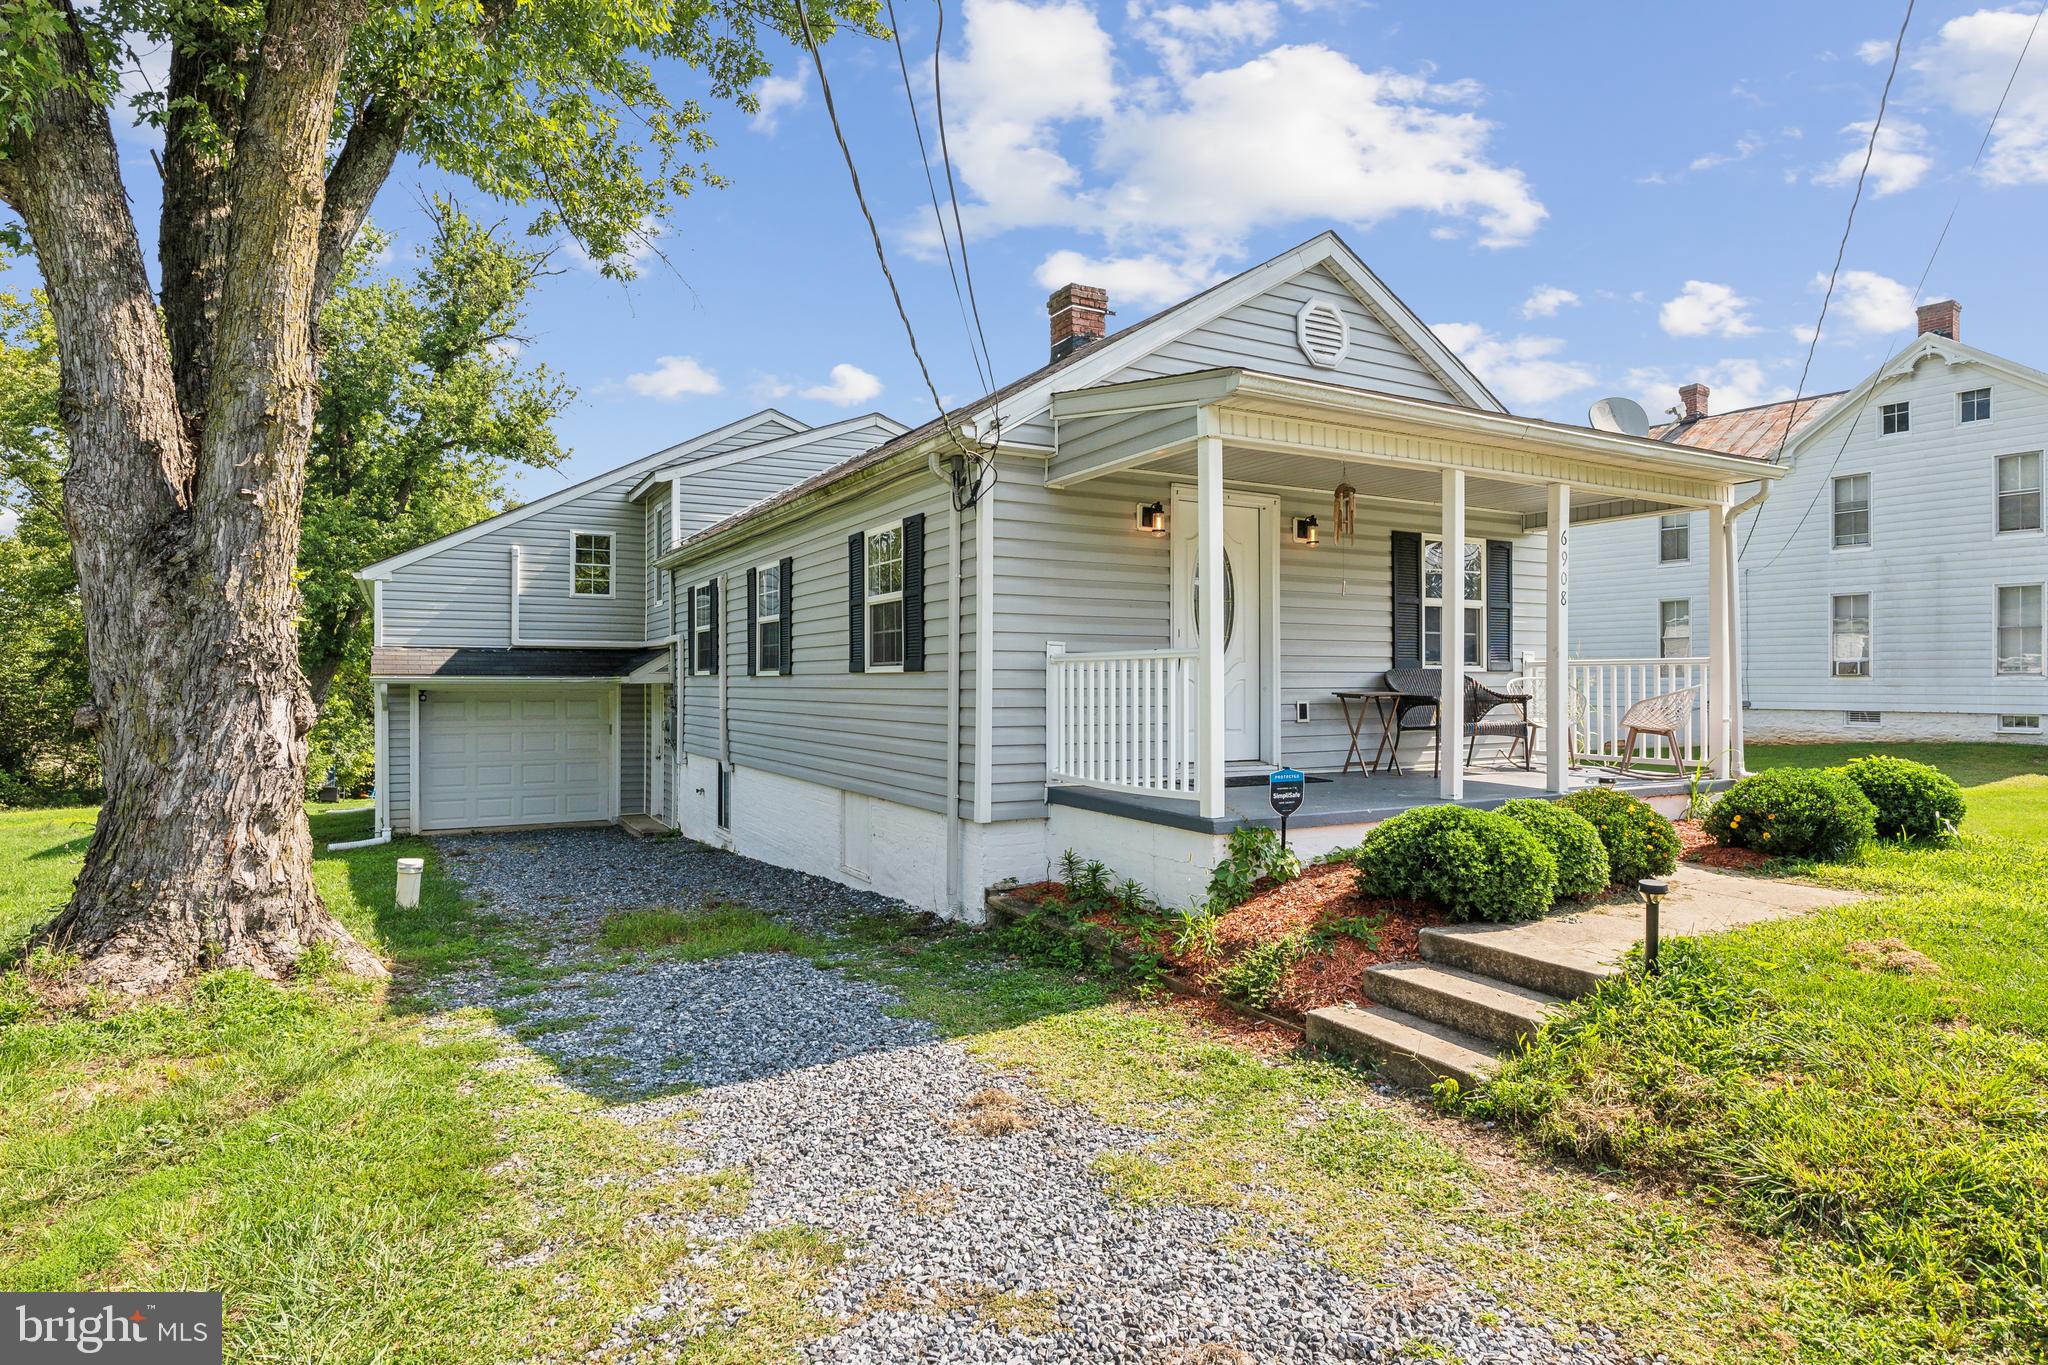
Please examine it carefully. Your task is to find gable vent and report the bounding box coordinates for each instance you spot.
[1296,300,1350,369]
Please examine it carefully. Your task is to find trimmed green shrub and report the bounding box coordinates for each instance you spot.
[1556,787,1679,886]
[1352,804,1557,923]
[1497,798,1611,900]
[1704,767,1875,861]
[1836,755,1966,840]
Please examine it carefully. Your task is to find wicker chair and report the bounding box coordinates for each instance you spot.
[1618,685,1700,773]
[1383,667,1536,775]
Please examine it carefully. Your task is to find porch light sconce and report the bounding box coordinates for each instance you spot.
[1293,515,1320,547]
[1135,501,1168,537]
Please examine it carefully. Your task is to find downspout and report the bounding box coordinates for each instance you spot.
[1725,482,1770,775]
[928,449,964,918]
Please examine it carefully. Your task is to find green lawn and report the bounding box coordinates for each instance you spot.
[0,806,736,1362]
[1465,741,2048,1363]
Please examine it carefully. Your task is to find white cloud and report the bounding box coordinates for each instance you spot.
[928,1,1546,285]
[1659,280,1761,338]
[1812,268,1916,337]
[565,216,665,275]
[749,70,808,134]
[0,507,18,538]
[799,363,883,406]
[1815,119,1931,196]
[1129,1,1281,80]
[626,356,723,400]
[749,374,796,401]
[1689,134,1763,172]
[1519,284,1579,319]
[1856,38,1894,64]
[1034,248,1221,308]
[1431,322,1596,410]
[1917,8,2048,184]
[1625,359,1792,422]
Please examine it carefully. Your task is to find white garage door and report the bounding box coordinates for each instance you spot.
[418,688,611,831]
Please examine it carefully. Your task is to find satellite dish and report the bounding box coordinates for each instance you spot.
[1589,396,1651,437]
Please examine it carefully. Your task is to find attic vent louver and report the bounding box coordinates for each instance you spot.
[1296,300,1349,369]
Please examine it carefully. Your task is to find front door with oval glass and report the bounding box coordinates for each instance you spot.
[1172,495,1268,762]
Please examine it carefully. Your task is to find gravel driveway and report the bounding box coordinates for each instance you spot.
[434,829,1638,1364]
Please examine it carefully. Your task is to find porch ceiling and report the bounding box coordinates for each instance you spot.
[1128,447,1688,526]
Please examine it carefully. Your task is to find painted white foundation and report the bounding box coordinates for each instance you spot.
[1746,707,2047,745]
[676,754,1051,918]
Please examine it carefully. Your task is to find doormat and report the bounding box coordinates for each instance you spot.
[1224,773,1334,788]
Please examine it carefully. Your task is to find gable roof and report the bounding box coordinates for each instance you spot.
[657,231,1504,564]
[357,409,898,581]
[1770,332,2048,459]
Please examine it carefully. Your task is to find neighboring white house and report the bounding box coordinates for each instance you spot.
[1569,299,2048,747]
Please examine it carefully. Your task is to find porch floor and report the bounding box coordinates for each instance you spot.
[1046,764,1714,835]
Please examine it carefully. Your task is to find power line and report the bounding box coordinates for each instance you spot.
[1746,0,2044,575]
[1911,0,2045,301]
[1767,0,1915,467]
[930,0,1001,440]
[792,4,955,430]
[883,0,993,399]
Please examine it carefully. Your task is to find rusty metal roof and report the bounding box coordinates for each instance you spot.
[1649,391,1846,460]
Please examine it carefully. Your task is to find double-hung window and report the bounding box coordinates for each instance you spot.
[755,564,783,674]
[1832,474,1871,548]
[572,531,613,596]
[1659,599,1693,658]
[1961,388,1992,424]
[1831,594,1872,678]
[864,525,906,670]
[1997,452,2042,534]
[1997,585,2043,675]
[1422,537,1483,667]
[1658,513,1690,563]
[1880,401,1910,436]
[691,582,718,675]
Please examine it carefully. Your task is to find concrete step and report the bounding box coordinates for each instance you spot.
[1361,961,1562,1047]
[1304,1003,1500,1091]
[1418,923,1620,1000]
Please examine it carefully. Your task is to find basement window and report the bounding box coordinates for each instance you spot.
[1998,714,2041,734]
[1847,711,1883,726]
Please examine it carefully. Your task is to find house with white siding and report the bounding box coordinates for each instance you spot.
[1568,299,2048,748]
[639,234,1783,913]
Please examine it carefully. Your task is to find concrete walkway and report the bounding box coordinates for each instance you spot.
[1308,867,1861,1087]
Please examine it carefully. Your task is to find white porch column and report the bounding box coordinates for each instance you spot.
[1440,468,1466,800]
[1725,516,1748,774]
[1545,483,1571,793]
[1706,501,1732,779]
[1196,417,1226,818]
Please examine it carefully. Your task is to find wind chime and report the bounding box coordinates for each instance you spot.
[1332,465,1358,594]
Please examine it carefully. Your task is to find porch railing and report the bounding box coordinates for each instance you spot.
[1045,642,1200,800]
[1520,654,1714,768]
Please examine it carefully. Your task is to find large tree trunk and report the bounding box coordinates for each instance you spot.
[3,2,383,991]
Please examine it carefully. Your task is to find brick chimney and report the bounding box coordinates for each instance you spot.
[1047,284,1109,361]
[1917,298,1960,340]
[1678,382,1710,422]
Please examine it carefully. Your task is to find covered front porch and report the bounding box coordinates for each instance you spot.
[1039,367,1784,826]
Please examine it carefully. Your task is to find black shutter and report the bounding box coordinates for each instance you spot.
[903,513,927,673]
[778,556,795,675]
[1391,530,1422,667]
[847,532,866,673]
[745,567,758,677]
[707,580,719,675]
[1485,539,1513,671]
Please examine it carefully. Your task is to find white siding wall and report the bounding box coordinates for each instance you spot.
[1572,352,2048,737]
[386,686,413,834]
[676,472,959,815]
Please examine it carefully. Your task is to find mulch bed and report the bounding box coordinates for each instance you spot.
[1673,818,1775,871]
[1060,861,1443,1020]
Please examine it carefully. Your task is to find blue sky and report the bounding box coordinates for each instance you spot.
[15,0,2048,505]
